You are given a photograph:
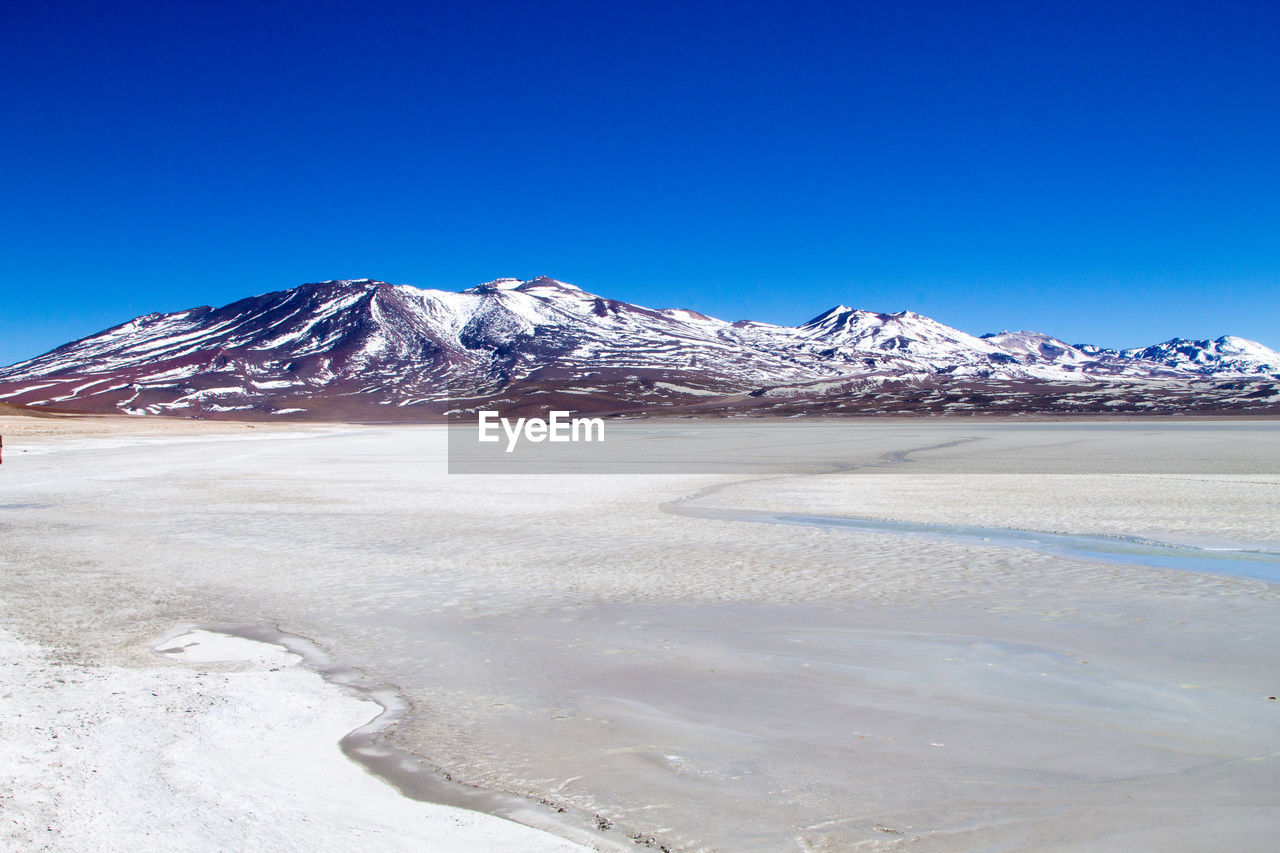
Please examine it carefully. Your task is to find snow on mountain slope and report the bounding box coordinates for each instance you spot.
[1120,336,1280,376]
[982,331,1092,364]
[801,307,1002,359]
[0,277,1276,418]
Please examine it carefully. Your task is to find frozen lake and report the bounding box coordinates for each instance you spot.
[1,419,1278,851]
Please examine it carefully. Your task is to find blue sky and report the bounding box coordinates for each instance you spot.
[2,0,1278,365]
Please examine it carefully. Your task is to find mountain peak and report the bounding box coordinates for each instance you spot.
[800,305,856,326]
[467,277,525,292]
[515,276,588,294]
[464,276,589,297]
[983,330,1059,342]
[1120,335,1280,375]
[304,278,383,287]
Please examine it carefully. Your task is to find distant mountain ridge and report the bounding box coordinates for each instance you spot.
[0,277,1276,418]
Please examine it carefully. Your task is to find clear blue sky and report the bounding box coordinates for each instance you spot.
[3,0,1278,365]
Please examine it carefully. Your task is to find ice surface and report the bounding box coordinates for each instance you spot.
[0,625,591,852]
[1,419,1278,851]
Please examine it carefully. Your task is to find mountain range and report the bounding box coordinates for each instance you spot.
[1,277,1277,418]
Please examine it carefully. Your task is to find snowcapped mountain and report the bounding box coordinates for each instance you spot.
[0,277,1276,418]
[1119,336,1280,376]
[802,307,1007,364]
[981,331,1095,365]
